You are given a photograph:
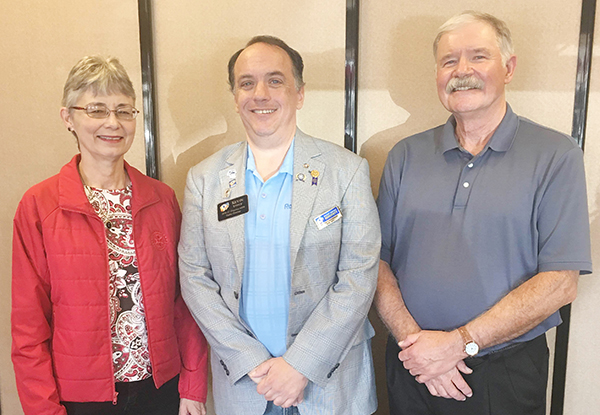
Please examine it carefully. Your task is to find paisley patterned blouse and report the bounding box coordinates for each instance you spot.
[85,185,152,382]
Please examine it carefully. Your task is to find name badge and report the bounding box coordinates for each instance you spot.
[314,206,342,230]
[217,195,249,221]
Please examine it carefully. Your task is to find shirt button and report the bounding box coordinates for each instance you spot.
[260,214,266,220]
[463,182,470,188]
[467,163,474,168]
[261,193,267,198]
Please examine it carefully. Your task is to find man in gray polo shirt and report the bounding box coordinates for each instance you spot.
[375,11,592,415]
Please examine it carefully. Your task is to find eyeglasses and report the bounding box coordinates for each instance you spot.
[70,104,139,120]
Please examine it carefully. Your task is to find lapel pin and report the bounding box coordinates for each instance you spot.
[311,170,319,186]
[296,173,306,182]
[227,169,236,179]
[229,178,237,188]
[303,163,309,169]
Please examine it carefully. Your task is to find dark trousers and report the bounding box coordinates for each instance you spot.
[62,375,180,415]
[386,334,549,415]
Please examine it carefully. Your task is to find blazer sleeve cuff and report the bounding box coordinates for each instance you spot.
[283,344,333,388]
[222,347,273,386]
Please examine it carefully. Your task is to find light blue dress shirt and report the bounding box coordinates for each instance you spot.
[240,141,294,357]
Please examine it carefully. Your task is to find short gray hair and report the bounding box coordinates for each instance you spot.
[433,11,514,64]
[62,56,136,108]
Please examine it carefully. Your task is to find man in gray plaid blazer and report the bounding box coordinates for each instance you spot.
[178,36,380,415]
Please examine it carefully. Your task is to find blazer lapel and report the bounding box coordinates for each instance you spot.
[218,142,248,279]
[290,130,325,271]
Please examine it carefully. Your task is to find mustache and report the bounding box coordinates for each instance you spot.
[446,76,485,93]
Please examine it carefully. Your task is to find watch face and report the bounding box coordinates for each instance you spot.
[465,342,479,356]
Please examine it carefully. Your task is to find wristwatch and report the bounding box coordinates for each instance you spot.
[458,326,479,357]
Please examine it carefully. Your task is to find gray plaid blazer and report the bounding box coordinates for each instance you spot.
[179,130,380,415]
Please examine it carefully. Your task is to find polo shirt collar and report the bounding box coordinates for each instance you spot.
[440,103,518,154]
[246,140,295,179]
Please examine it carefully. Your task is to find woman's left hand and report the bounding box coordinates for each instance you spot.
[179,398,206,415]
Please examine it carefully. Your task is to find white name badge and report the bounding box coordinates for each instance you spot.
[314,206,342,230]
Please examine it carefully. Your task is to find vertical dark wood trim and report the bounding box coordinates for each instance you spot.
[344,0,359,153]
[138,0,160,179]
[571,0,596,150]
[551,304,573,415]
[551,1,595,414]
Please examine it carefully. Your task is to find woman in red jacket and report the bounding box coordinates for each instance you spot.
[11,56,208,415]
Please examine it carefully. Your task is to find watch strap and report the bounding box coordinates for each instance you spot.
[457,326,473,344]
[458,326,479,356]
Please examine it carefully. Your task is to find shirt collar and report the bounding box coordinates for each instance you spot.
[439,103,518,154]
[246,140,295,178]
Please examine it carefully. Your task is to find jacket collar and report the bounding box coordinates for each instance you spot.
[58,154,160,216]
[289,129,324,270]
[218,142,248,278]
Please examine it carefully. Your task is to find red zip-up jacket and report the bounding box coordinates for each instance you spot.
[12,155,208,415]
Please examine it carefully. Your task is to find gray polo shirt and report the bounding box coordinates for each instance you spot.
[378,104,592,353]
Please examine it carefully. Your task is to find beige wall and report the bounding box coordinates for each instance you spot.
[1,2,599,415]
